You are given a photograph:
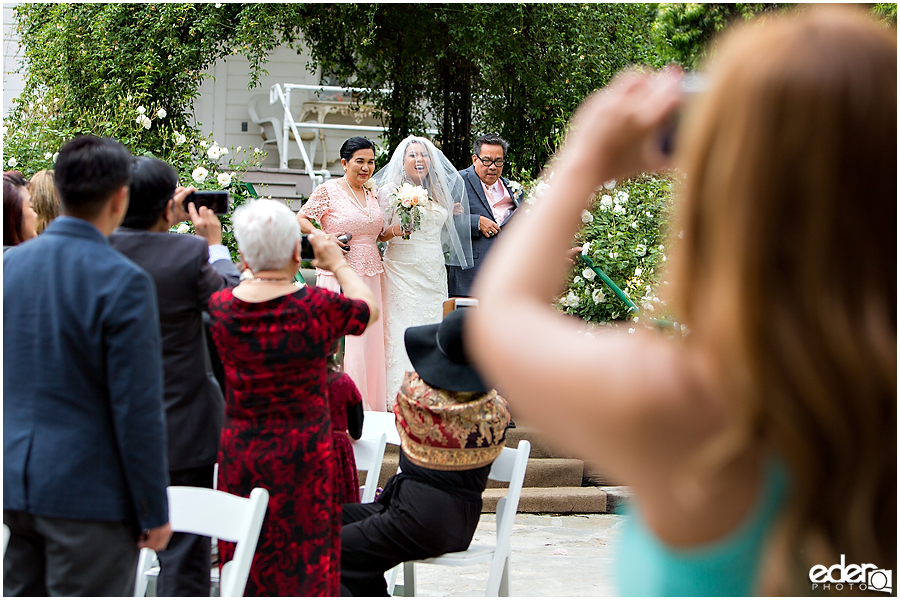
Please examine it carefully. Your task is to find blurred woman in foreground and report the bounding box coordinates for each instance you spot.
[468,8,895,595]
[209,199,379,596]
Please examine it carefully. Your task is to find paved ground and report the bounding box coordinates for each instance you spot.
[395,513,626,597]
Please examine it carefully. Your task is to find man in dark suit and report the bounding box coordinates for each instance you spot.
[448,134,524,298]
[3,136,171,596]
[110,156,240,596]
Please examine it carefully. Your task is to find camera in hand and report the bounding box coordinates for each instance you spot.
[184,190,230,214]
[300,233,352,260]
[659,74,707,156]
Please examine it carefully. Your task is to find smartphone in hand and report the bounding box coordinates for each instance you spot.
[184,191,230,214]
[300,233,352,259]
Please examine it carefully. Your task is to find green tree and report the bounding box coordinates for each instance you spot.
[872,3,898,25]
[295,4,661,176]
[474,4,660,178]
[652,3,792,70]
[7,3,663,178]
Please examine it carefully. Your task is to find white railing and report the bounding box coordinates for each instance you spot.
[269,84,393,190]
[269,83,437,191]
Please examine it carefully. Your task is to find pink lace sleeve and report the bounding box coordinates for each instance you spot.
[301,184,329,223]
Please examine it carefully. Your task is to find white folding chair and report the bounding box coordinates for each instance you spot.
[393,440,531,597]
[3,523,10,558]
[134,486,269,598]
[360,411,404,593]
[352,433,388,503]
[362,410,402,446]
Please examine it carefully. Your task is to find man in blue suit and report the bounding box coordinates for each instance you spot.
[448,134,524,298]
[3,136,171,596]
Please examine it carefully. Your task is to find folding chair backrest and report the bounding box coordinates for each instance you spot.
[488,443,524,483]
[489,441,530,563]
[167,486,269,597]
[361,410,402,446]
[352,433,388,503]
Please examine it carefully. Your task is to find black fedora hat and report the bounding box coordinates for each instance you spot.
[404,309,489,394]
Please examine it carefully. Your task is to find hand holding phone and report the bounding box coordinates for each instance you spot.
[659,73,707,156]
[300,233,352,260]
[187,202,223,246]
[183,190,230,214]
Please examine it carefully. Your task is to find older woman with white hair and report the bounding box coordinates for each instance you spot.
[208,199,379,596]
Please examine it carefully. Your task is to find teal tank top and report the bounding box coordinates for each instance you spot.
[617,461,788,596]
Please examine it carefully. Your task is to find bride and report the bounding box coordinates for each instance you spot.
[375,136,474,408]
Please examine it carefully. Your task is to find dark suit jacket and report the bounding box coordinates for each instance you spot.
[3,217,169,530]
[447,165,524,297]
[110,228,240,471]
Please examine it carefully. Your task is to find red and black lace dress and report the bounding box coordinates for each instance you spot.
[327,371,363,505]
[208,286,369,597]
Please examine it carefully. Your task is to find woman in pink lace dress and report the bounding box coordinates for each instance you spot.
[297,137,387,411]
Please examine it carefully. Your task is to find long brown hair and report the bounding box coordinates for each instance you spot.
[668,8,896,593]
[29,169,60,234]
[3,171,30,246]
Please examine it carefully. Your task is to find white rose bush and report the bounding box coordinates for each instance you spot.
[171,132,267,260]
[523,173,674,324]
[3,89,266,261]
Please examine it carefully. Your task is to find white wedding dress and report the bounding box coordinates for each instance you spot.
[382,199,450,409]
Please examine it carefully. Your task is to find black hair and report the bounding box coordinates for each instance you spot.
[473,134,509,158]
[339,136,375,161]
[122,156,178,229]
[55,136,132,219]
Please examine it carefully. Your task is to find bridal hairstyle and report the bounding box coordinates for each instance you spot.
[668,7,895,592]
[374,135,474,269]
[233,199,301,272]
[28,169,60,235]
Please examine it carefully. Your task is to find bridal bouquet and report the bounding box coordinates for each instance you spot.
[389,183,429,240]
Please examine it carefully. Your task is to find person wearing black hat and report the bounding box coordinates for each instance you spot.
[339,309,511,597]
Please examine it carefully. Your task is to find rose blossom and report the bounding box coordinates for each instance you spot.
[192,166,208,183]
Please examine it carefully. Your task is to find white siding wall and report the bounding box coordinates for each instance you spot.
[3,5,26,118]
[195,43,385,172]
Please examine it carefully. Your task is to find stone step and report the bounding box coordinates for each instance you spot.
[368,455,584,490]
[242,167,309,210]
[504,426,580,460]
[582,462,622,487]
[482,486,608,514]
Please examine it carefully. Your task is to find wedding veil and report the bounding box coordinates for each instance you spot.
[373,136,474,269]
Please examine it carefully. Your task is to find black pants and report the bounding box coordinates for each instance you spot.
[155,464,216,597]
[340,476,482,597]
[3,510,138,596]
